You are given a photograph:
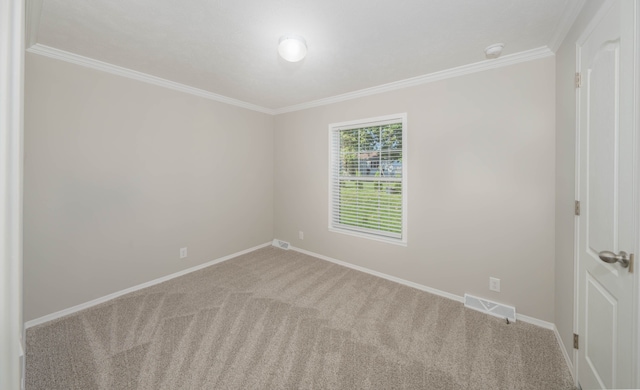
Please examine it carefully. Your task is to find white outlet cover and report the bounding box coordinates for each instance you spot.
[180,247,188,258]
[489,277,500,292]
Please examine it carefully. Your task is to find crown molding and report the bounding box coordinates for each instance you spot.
[273,46,554,114]
[26,44,276,115]
[24,2,570,116]
[28,43,554,117]
[548,0,586,52]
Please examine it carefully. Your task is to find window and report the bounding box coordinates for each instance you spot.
[329,113,407,244]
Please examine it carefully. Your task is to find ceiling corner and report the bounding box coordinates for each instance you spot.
[548,0,587,53]
[27,44,277,116]
[273,46,555,115]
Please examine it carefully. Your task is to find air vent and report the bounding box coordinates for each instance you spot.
[464,294,516,323]
[271,239,290,250]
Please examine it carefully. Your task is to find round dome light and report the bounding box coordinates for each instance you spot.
[278,35,307,62]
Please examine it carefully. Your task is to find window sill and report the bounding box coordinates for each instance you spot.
[328,226,408,247]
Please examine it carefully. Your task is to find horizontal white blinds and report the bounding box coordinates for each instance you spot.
[330,120,404,239]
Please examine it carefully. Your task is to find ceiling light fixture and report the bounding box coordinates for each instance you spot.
[484,43,504,59]
[278,35,307,62]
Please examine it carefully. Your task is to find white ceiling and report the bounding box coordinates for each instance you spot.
[30,0,582,111]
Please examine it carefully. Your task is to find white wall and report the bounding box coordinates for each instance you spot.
[24,53,275,322]
[554,0,606,367]
[274,57,557,321]
[24,49,561,327]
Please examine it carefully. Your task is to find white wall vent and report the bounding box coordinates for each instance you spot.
[464,293,516,323]
[272,239,290,250]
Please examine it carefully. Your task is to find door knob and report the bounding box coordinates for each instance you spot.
[598,250,631,268]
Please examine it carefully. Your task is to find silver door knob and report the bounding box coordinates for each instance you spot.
[598,250,631,268]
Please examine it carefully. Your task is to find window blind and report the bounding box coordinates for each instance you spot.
[329,115,405,241]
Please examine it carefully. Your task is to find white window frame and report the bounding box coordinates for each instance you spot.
[328,113,408,246]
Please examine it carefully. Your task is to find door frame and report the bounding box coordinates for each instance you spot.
[0,0,25,389]
[573,1,640,387]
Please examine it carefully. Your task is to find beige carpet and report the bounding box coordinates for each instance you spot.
[26,246,575,389]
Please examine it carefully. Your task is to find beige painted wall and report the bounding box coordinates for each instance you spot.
[25,51,559,324]
[274,57,556,321]
[554,0,606,366]
[24,53,275,322]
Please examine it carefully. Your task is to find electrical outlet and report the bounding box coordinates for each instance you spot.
[299,231,304,240]
[180,247,188,259]
[489,277,500,292]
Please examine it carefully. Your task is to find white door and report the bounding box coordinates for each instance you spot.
[576,1,638,389]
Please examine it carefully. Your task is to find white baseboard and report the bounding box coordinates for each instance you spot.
[290,245,560,334]
[290,246,577,378]
[25,242,271,329]
[26,240,574,382]
[290,246,464,303]
[553,324,576,381]
[516,313,554,330]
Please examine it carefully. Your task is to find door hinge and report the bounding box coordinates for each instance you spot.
[575,72,582,88]
[574,333,579,349]
[575,200,581,216]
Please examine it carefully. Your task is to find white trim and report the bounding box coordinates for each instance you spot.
[0,0,24,388]
[573,3,640,387]
[633,2,640,387]
[514,313,554,330]
[572,41,583,390]
[290,246,573,366]
[548,0,587,52]
[25,242,271,329]
[21,0,574,114]
[290,246,463,303]
[24,241,574,379]
[553,323,576,381]
[328,113,407,245]
[26,44,277,115]
[573,3,619,388]
[25,0,43,48]
[27,43,553,116]
[292,246,561,328]
[327,227,407,247]
[274,46,554,114]
[291,246,567,333]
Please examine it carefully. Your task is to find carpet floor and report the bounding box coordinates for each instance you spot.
[26,246,575,389]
